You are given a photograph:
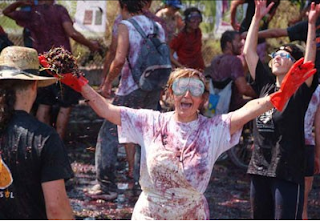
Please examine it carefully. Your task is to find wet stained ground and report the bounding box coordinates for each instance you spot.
[64,101,320,220]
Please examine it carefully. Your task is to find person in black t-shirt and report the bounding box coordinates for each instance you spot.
[0,46,74,219]
[243,1,320,219]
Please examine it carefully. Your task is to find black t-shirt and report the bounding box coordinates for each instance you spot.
[287,18,320,75]
[0,110,74,219]
[247,60,318,184]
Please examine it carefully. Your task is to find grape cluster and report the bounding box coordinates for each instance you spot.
[42,47,83,77]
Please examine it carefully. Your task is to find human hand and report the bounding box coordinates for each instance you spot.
[38,55,56,76]
[38,55,88,92]
[254,0,275,20]
[231,21,240,31]
[269,58,316,111]
[60,73,88,93]
[100,82,112,98]
[308,2,320,24]
[89,40,101,53]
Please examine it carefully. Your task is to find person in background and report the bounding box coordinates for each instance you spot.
[251,0,320,80]
[100,0,166,98]
[231,0,280,62]
[0,25,13,53]
[20,0,38,48]
[87,0,166,201]
[47,56,315,219]
[0,46,74,220]
[3,0,100,140]
[155,0,184,43]
[288,0,314,26]
[208,30,257,112]
[170,7,204,70]
[243,0,319,219]
[303,85,320,219]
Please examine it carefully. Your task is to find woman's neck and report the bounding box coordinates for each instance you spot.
[122,11,143,20]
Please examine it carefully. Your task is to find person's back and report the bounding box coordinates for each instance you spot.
[0,112,71,219]
[0,46,74,219]
[117,14,166,96]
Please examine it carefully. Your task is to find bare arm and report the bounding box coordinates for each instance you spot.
[62,22,99,52]
[230,0,245,31]
[42,180,74,220]
[175,12,185,31]
[241,28,287,39]
[230,95,273,135]
[3,1,32,18]
[303,2,320,86]
[82,84,121,125]
[170,48,184,68]
[99,33,117,95]
[258,28,288,39]
[243,0,274,80]
[234,76,257,98]
[105,23,128,85]
[314,104,320,174]
[99,23,128,98]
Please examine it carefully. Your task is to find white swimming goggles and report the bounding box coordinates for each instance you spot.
[172,78,205,97]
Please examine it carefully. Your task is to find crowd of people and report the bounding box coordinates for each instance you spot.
[0,0,320,219]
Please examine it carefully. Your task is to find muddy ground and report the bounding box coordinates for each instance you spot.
[64,101,320,220]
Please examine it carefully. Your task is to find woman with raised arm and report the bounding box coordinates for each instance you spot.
[243,0,320,219]
[41,51,316,219]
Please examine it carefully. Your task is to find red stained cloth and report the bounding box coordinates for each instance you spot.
[170,28,205,70]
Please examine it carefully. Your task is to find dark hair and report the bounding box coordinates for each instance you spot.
[220,30,239,51]
[0,80,33,134]
[119,0,145,13]
[183,7,202,22]
[275,43,304,61]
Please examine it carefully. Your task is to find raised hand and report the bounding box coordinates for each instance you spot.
[254,0,275,20]
[270,58,316,111]
[308,1,320,24]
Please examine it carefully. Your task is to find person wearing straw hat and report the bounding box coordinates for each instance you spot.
[0,46,74,219]
[3,0,100,140]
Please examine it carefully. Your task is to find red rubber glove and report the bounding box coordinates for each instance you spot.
[38,55,88,92]
[270,58,316,111]
[59,73,88,93]
[38,55,60,77]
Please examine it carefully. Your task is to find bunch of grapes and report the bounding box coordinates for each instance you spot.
[42,47,83,77]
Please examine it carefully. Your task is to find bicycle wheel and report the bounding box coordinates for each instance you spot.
[227,126,253,169]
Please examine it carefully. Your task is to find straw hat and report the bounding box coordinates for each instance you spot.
[0,46,57,87]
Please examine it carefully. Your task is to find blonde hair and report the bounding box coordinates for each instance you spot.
[164,68,209,110]
[167,68,207,90]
